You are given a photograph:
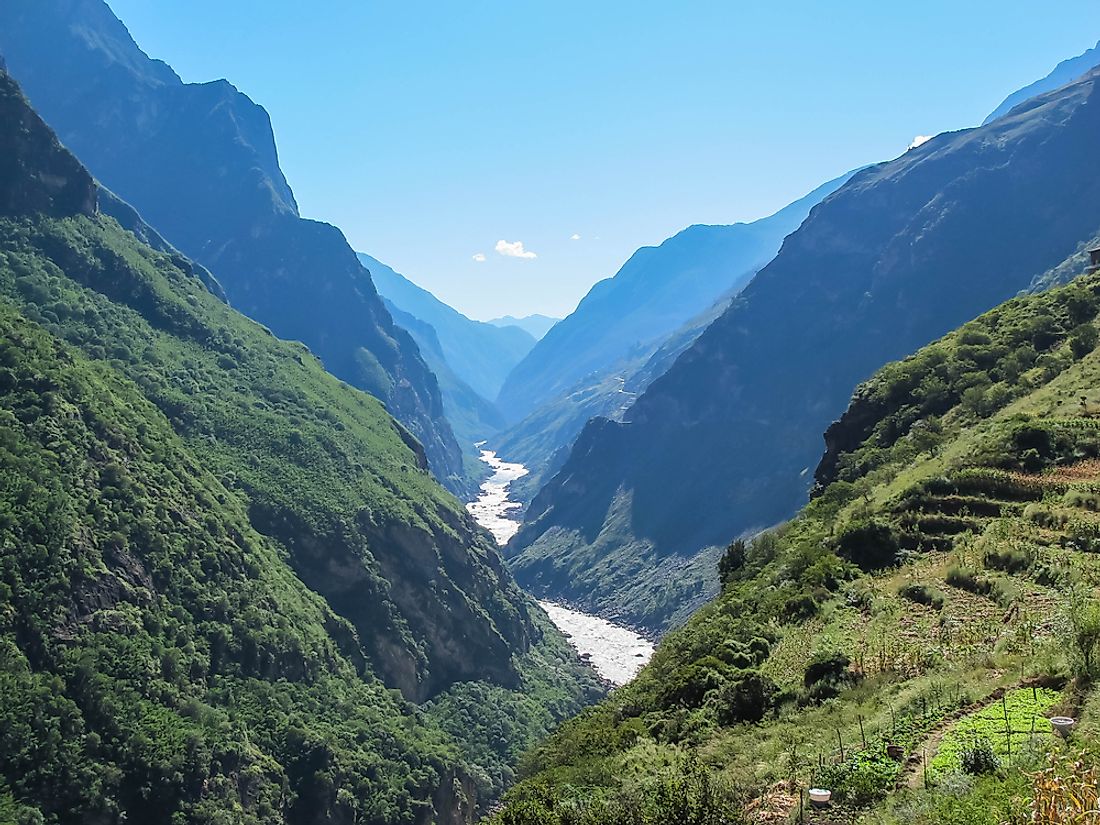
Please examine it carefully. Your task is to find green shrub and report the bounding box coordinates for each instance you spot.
[818,749,898,807]
[836,520,900,570]
[899,583,945,610]
[959,738,999,776]
[982,548,1030,574]
[714,672,776,725]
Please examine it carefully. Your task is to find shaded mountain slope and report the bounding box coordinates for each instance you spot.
[492,286,736,508]
[496,171,855,423]
[0,69,601,822]
[510,66,1100,633]
[0,0,470,495]
[384,299,506,453]
[358,253,536,402]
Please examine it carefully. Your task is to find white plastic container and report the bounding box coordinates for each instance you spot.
[808,788,832,807]
[1051,716,1076,737]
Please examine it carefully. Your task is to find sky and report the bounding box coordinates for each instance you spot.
[107,1,1100,321]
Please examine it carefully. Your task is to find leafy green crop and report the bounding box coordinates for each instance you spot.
[929,688,1058,778]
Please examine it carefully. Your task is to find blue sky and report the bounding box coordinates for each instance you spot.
[108,1,1100,320]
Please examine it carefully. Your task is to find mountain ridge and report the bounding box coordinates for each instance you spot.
[0,0,472,495]
[495,170,856,424]
[509,66,1100,634]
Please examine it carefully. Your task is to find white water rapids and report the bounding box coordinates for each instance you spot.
[466,447,654,685]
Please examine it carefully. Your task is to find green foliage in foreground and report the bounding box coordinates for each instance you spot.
[492,272,1100,822]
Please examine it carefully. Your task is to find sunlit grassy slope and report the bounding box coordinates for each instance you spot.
[490,271,1100,824]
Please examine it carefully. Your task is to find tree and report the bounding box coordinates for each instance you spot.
[718,539,747,585]
[1070,323,1099,359]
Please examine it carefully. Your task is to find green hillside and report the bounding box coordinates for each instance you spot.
[489,271,1100,824]
[0,70,601,823]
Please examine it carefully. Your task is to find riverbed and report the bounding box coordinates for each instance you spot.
[465,448,529,544]
[466,448,654,685]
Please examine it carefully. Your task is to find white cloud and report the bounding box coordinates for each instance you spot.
[472,252,486,262]
[908,134,933,150]
[570,233,581,241]
[495,239,537,259]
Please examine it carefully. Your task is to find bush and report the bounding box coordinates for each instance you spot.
[714,672,776,725]
[959,738,999,775]
[836,520,900,570]
[982,548,1030,574]
[818,750,898,807]
[801,652,859,704]
[899,584,945,610]
[945,567,989,595]
[782,593,818,621]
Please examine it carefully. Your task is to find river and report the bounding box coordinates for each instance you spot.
[466,447,654,685]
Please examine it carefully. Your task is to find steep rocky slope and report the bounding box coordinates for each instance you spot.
[0,69,600,823]
[384,299,506,452]
[0,0,471,495]
[496,172,854,423]
[509,67,1100,633]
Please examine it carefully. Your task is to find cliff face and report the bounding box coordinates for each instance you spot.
[0,72,96,217]
[0,0,471,495]
[509,67,1100,633]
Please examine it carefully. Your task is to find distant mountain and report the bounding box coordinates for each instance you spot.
[984,39,1100,124]
[0,68,601,821]
[488,314,560,340]
[357,252,536,401]
[509,67,1100,633]
[0,0,471,494]
[383,298,507,451]
[495,171,856,423]
[492,286,736,508]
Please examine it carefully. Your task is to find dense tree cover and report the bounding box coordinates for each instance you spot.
[0,70,602,823]
[490,270,1100,823]
[0,304,458,823]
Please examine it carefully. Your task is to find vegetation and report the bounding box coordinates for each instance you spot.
[0,71,602,823]
[491,269,1100,823]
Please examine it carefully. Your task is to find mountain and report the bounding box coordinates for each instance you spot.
[495,171,856,423]
[358,253,537,401]
[488,314,559,340]
[489,263,1100,825]
[383,298,506,452]
[491,287,736,508]
[984,38,1100,124]
[0,68,600,822]
[509,67,1100,634]
[0,0,471,495]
